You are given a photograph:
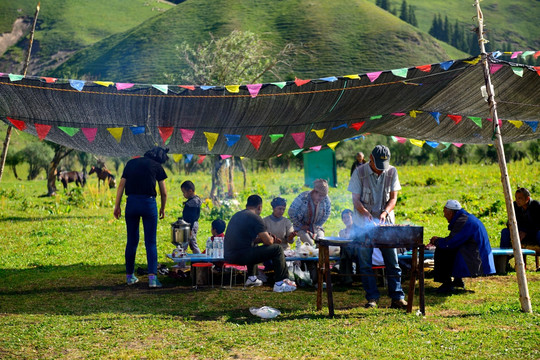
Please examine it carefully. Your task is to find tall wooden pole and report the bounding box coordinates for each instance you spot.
[0,2,40,182]
[474,0,531,313]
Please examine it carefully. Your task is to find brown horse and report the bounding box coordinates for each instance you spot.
[89,166,116,189]
[57,171,87,190]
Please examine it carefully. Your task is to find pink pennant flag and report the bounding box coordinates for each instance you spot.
[487,118,503,127]
[489,63,504,74]
[197,155,206,164]
[394,136,407,144]
[247,84,262,98]
[350,121,365,131]
[294,77,310,87]
[35,124,52,140]
[246,135,263,150]
[82,128,98,143]
[116,83,134,90]
[416,64,431,73]
[453,143,463,148]
[447,115,462,124]
[291,132,305,148]
[180,129,195,143]
[391,112,406,116]
[158,127,174,144]
[310,145,322,152]
[367,71,382,82]
[179,85,196,91]
[220,155,232,160]
[7,117,26,131]
[510,51,522,59]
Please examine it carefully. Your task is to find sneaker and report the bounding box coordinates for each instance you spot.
[282,278,297,287]
[273,282,297,293]
[390,298,408,309]
[452,278,465,288]
[126,274,139,285]
[148,275,162,288]
[245,278,263,287]
[365,299,378,308]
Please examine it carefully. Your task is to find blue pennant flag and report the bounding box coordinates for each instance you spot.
[439,61,454,71]
[429,112,441,124]
[426,141,439,148]
[224,134,241,147]
[200,86,215,91]
[185,154,193,163]
[69,79,85,91]
[319,76,338,82]
[524,121,538,132]
[332,123,347,130]
[130,126,145,135]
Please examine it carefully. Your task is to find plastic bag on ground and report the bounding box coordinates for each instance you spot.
[249,306,281,319]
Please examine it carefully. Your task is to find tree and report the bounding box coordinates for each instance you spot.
[408,5,417,26]
[45,142,73,196]
[399,0,409,23]
[19,142,53,180]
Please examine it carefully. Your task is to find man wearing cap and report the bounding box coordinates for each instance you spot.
[429,200,496,294]
[348,145,407,309]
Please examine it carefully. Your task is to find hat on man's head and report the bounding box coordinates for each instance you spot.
[371,145,391,170]
[444,200,462,210]
[313,179,329,197]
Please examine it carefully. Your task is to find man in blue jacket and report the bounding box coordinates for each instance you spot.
[429,200,496,294]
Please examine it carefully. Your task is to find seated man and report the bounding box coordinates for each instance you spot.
[429,200,496,294]
[224,195,297,293]
[500,187,540,251]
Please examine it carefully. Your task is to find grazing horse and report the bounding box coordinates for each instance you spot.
[57,171,87,190]
[89,166,116,189]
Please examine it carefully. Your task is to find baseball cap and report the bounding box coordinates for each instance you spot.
[371,145,391,170]
[444,200,462,210]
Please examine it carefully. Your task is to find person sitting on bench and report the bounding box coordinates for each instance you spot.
[500,187,540,251]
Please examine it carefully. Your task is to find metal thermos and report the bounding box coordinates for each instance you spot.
[171,218,190,247]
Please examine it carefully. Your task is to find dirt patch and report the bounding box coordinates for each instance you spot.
[0,17,31,57]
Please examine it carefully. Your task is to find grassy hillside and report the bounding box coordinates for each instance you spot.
[0,0,174,74]
[51,0,469,83]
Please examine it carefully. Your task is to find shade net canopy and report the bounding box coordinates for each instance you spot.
[1,55,539,159]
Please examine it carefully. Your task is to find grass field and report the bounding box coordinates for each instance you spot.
[1,161,539,359]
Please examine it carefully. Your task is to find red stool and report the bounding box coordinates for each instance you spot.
[191,262,213,289]
[221,263,247,288]
[372,265,387,288]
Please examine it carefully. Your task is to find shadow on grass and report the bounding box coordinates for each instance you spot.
[0,215,105,222]
[0,264,452,319]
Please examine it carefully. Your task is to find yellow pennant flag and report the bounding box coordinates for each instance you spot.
[508,120,523,129]
[311,129,326,139]
[225,85,240,93]
[410,139,425,148]
[204,132,219,151]
[344,74,360,79]
[409,110,422,118]
[463,56,481,65]
[172,154,183,162]
[107,127,124,143]
[327,141,340,151]
[95,81,114,87]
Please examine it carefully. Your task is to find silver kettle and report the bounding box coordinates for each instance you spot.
[171,218,190,247]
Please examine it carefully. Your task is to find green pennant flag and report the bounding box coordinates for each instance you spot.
[521,51,535,58]
[269,134,284,143]
[271,82,287,89]
[9,74,24,81]
[291,149,303,156]
[391,68,408,78]
[511,67,524,77]
[468,117,483,128]
[58,126,80,136]
[440,142,452,152]
[370,115,383,120]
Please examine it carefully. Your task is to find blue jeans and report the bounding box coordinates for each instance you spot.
[125,195,158,275]
[357,246,405,301]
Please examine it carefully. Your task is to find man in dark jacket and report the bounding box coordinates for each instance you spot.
[429,200,496,294]
[500,187,540,250]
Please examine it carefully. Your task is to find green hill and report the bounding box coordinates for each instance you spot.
[51,0,469,83]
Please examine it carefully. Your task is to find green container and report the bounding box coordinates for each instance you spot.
[303,148,337,188]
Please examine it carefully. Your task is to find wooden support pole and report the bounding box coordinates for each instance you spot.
[474,0,531,313]
[0,2,40,182]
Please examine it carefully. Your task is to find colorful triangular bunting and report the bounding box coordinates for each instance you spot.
[350,122,365,131]
[82,128,98,143]
[269,134,284,143]
[7,117,26,131]
[225,85,240,93]
[225,134,241,147]
[247,84,262,98]
[107,128,123,143]
[158,127,174,144]
[246,135,262,150]
[58,126,80,137]
[204,132,219,151]
[327,141,339,151]
[311,129,326,139]
[35,124,52,140]
[130,126,145,135]
[291,132,305,148]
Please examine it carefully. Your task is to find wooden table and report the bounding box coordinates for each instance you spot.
[315,234,425,317]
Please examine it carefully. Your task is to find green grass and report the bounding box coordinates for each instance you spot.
[1,162,539,359]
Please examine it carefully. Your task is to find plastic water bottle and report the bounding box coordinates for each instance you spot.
[296,237,302,252]
[216,237,223,258]
[206,237,213,257]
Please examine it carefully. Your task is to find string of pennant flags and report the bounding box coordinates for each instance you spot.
[2,51,539,163]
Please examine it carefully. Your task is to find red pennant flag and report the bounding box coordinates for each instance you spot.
[35,124,52,140]
[197,155,206,164]
[291,132,305,148]
[416,64,431,72]
[179,85,196,91]
[447,115,462,124]
[534,51,540,59]
[246,135,263,150]
[294,77,310,87]
[534,66,540,76]
[158,127,174,144]
[7,117,26,131]
[41,77,57,83]
[350,121,365,131]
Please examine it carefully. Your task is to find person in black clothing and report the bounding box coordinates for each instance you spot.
[181,180,202,254]
[350,152,366,176]
[114,147,168,288]
[224,195,297,292]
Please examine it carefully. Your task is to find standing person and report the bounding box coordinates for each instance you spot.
[181,180,202,254]
[350,151,366,176]
[114,147,168,288]
[430,200,496,293]
[288,179,331,246]
[224,195,297,292]
[348,145,407,309]
[263,197,296,250]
